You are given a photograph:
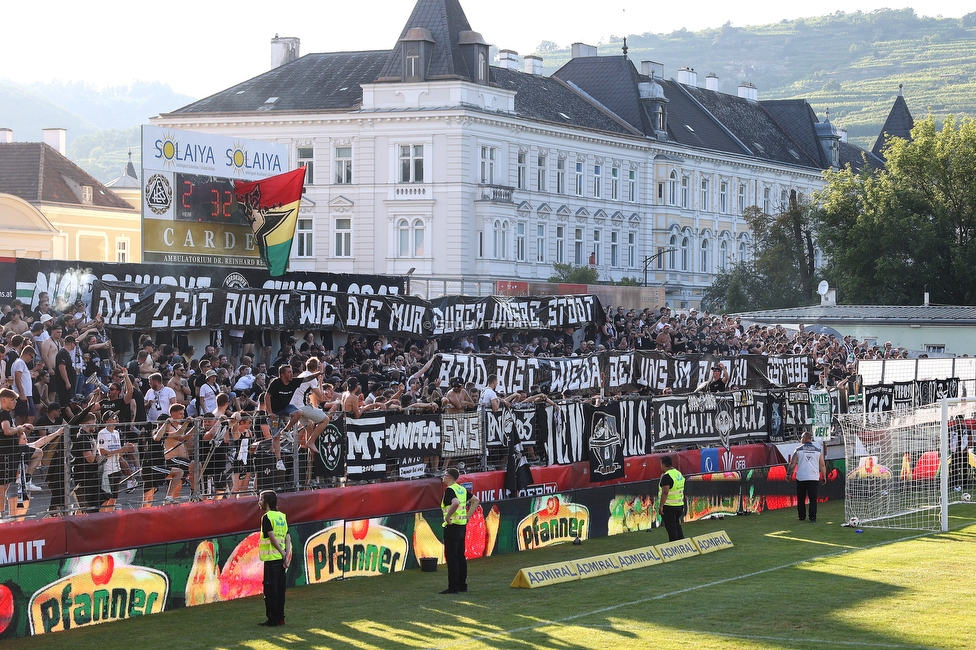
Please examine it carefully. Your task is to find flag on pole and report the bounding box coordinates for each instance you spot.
[234,167,306,276]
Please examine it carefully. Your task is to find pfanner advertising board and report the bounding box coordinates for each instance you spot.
[141,126,291,267]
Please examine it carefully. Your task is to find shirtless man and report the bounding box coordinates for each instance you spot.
[40,323,63,371]
[441,377,475,413]
[341,377,381,419]
[150,403,192,505]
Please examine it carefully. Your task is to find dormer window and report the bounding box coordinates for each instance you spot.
[478,52,487,82]
[406,48,420,79]
[82,186,93,204]
[399,27,433,82]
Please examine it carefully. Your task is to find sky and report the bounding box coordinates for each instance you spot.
[2,0,973,99]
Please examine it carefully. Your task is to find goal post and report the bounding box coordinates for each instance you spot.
[839,397,974,532]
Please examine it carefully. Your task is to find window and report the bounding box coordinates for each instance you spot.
[781,188,789,210]
[668,236,677,270]
[611,167,620,200]
[556,159,566,194]
[738,183,746,213]
[719,240,729,269]
[493,220,509,259]
[700,239,709,273]
[720,182,728,213]
[592,229,601,265]
[480,146,496,184]
[517,152,527,189]
[478,231,484,258]
[397,218,426,257]
[627,232,636,267]
[668,171,678,206]
[574,162,584,196]
[516,222,527,261]
[478,52,487,82]
[536,223,546,262]
[399,144,424,183]
[738,238,749,262]
[574,228,584,266]
[610,231,619,267]
[556,225,565,263]
[335,218,351,257]
[628,169,637,202]
[536,154,547,192]
[681,236,690,271]
[924,344,946,353]
[593,165,602,198]
[298,147,314,185]
[657,246,664,269]
[82,186,94,203]
[412,219,425,257]
[701,178,709,211]
[762,187,771,214]
[406,48,420,78]
[398,220,410,257]
[115,238,129,263]
[334,146,352,184]
[681,175,690,208]
[296,218,313,257]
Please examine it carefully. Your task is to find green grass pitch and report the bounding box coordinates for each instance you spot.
[9,500,976,649]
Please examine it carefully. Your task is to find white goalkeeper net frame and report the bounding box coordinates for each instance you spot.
[839,398,976,532]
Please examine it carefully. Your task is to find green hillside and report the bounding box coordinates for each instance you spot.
[535,8,976,149]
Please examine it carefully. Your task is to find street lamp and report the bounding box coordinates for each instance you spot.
[643,249,677,287]
[406,267,416,296]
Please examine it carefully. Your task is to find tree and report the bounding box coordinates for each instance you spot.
[701,262,762,313]
[816,115,976,304]
[548,263,598,284]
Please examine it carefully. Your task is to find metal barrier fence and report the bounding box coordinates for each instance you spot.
[859,358,976,397]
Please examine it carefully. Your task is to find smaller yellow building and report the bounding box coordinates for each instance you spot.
[0,138,141,262]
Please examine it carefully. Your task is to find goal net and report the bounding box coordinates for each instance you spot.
[839,399,975,531]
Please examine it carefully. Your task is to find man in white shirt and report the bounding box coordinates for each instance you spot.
[786,431,827,523]
[289,359,330,453]
[12,346,36,425]
[233,366,255,393]
[145,372,177,423]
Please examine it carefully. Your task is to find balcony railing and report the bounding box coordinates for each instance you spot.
[478,184,514,203]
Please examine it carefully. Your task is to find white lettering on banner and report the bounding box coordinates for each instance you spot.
[619,400,650,457]
[546,402,585,465]
[224,292,288,327]
[98,289,139,326]
[435,354,489,388]
[386,419,440,453]
[432,301,489,335]
[149,290,214,328]
[766,356,809,386]
[495,357,530,394]
[672,360,695,390]
[491,299,543,329]
[485,410,509,447]
[299,293,339,327]
[347,429,385,460]
[0,539,45,564]
[607,353,634,389]
[633,354,668,390]
[548,356,601,393]
[389,302,426,336]
[441,413,481,457]
[547,295,595,325]
[347,296,383,330]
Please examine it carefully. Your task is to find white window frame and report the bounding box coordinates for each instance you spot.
[720,181,728,213]
[536,223,546,262]
[681,236,690,271]
[610,230,619,267]
[536,154,548,192]
[592,229,602,265]
[763,186,771,214]
[399,144,425,183]
[627,232,636,268]
[480,146,496,184]
[575,162,585,196]
[628,169,637,202]
[115,237,129,263]
[556,158,566,194]
[611,167,620,201]
[574,227,584,266]
[516,221,527,262]
[298,147,314,185]
[593,164,602,198]
[700,238,709,273]
[517,152,527,189]
[738,183,746,213]
[681,175,690,209]
[334,218,352,257]
[668,235,677,270]
[556,225,565,264]
[668,171,678,206]
[296,218,314,257]
[334,146,352,184]
[701,178,709,211]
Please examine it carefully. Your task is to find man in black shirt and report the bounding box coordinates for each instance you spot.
[54,336,78,418]
[264,365,302,430]
[705,365,729,393]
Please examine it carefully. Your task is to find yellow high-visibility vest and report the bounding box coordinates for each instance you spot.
[659,468,685,507]
[442,483,468,525]
[259,511,288,561]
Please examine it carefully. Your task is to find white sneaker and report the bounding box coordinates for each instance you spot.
[276,460,286,472]
[25,480,43,493]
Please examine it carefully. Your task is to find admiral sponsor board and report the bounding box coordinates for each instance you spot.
[692,530,734,554]
[656,539,700,562]
[510,545,665,588]
[141,126,289,267]
[517,496,589,551]
[303,520,409,583]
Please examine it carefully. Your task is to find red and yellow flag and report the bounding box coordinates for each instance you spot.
[234,167,306,276]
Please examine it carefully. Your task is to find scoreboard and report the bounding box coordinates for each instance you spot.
[141,125,290,267]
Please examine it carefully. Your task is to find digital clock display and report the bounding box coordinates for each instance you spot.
[174,173,249,225]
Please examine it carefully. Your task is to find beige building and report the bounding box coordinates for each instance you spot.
[0,128,141,263]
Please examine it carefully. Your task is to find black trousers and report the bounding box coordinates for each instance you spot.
[796,480,819,521]
[443,523,468,591]
[662,505,684,541]
[263,559,286,624]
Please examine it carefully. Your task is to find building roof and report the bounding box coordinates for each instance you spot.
[376,0,475,82]
[551,56,655,136]
[168,51,390,115]
[106,152,140,188]
[734,305,976,326]
[0,142,133,209]
[872,93,915,159]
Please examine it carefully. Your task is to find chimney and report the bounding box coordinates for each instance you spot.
[737,82,758,102]
[498,49,519,70]
[0,128,12,143]
[42,128,66,155]
[271,35,300,69]
[705,73,719,91]
[571,43,598,59]
[676,67,698,86]
[524,55,543,75]
[641,61,664,78]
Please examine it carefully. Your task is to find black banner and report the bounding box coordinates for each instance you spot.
[431,294,604,336]
[864,384,894,413]
[346,415,387,480]
[652,392,769,448]
[15,257,404,311]
[93,280,435,338]
[313,416,346,478]
[584,404,626,482]
[540,401,587,465]
[432,352,818,395]
[384,413,441,458]
[484,407,537,448]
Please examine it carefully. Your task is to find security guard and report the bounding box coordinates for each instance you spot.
[258,489,291,627]
[657,456,685,541]
[440,467,480,594]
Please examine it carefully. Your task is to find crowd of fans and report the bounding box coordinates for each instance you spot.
[0,294,911,519]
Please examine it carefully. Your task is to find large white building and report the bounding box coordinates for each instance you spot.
[153,0,881,308]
